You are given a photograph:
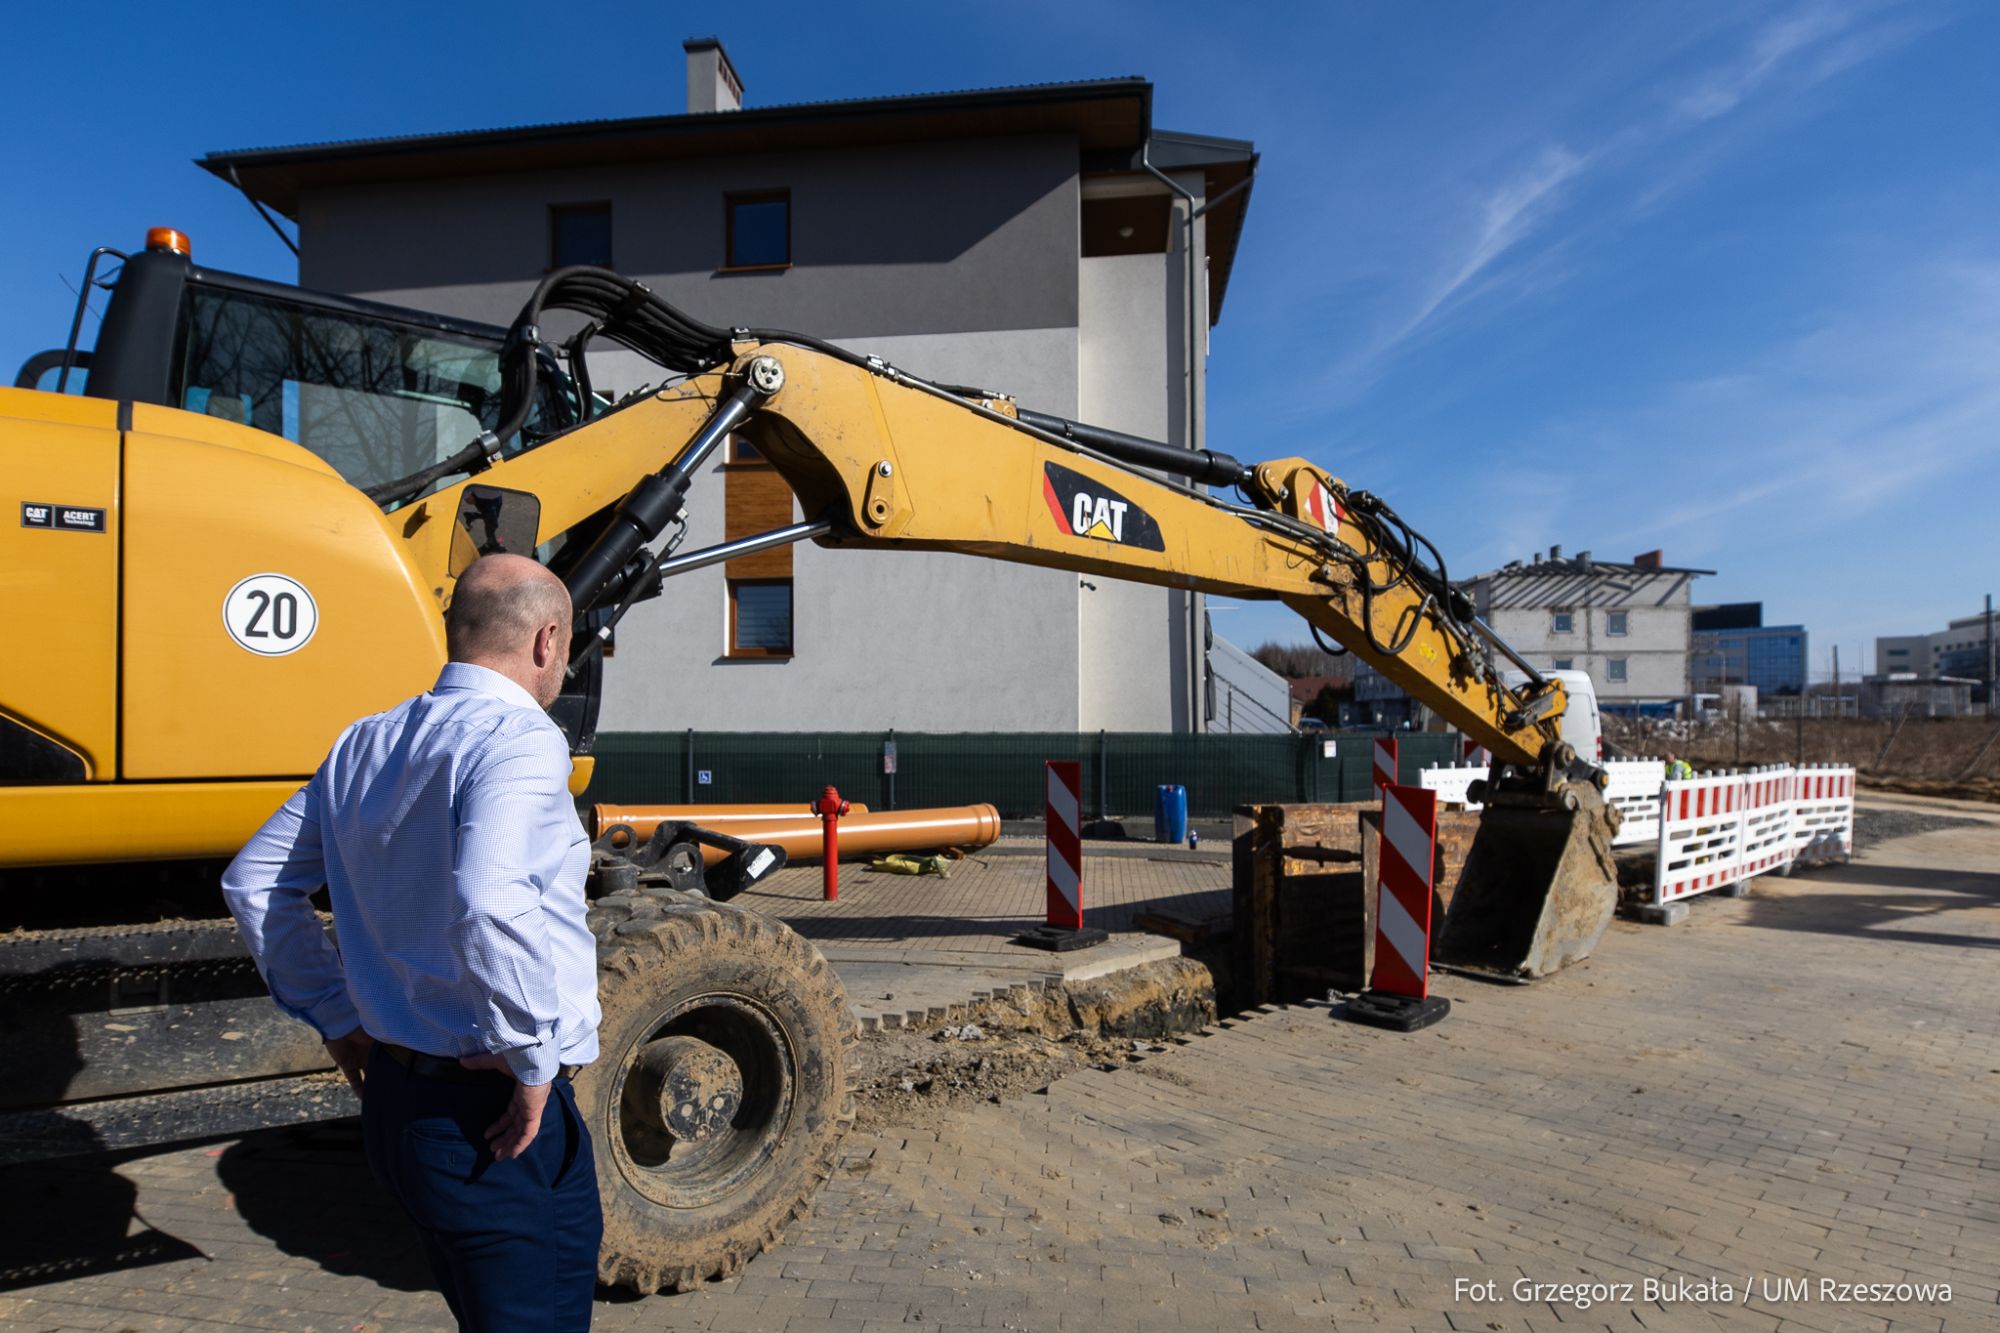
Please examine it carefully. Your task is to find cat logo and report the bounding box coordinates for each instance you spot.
[1042,462,1165,551]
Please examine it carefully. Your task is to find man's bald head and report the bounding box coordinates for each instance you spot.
[446,555,574,707]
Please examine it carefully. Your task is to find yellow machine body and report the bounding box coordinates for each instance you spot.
[2,293,1606,975]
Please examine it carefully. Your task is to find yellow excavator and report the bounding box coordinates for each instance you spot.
[2,229,1618,1293]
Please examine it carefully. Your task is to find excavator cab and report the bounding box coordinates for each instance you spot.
[11,231,610,762]
[20,231,588,496]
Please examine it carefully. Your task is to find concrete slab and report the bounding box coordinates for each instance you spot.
[731,852,1224,1030]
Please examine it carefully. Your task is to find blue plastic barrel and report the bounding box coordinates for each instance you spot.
[1154,784,1188,844]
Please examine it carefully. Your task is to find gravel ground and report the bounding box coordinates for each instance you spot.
[1850,805,1984,852]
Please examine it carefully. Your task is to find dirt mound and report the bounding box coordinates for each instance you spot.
[850,957,1214,1131]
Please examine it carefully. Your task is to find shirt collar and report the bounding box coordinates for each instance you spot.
[434,662,545,714]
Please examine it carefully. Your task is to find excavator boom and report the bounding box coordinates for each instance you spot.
[390,270,1620,978]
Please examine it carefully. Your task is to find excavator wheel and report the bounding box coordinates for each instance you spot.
[576,891,855,1294]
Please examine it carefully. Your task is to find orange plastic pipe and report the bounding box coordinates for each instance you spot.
[594,803,869,839]
[600,804,1002,865]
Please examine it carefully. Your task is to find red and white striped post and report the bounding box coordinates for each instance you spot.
[1045,760,1083,930]
[1016,760,1107,950]
[1373,737,1399,793]
[1346,782,1452,1031]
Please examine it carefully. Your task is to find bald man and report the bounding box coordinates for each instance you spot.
[224,554,603,1331]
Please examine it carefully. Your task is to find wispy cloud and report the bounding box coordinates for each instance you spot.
[1341,2,1920,383]
[1671,7,1854,123]
[1390,146,1588,352]
[1448,253,2000,646]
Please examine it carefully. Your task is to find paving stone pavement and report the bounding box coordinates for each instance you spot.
[3,822,1994,1332]
[738,849,1232,955]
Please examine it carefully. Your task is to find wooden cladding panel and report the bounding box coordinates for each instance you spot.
[724,455,796,578]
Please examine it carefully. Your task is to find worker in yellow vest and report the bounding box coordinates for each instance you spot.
[1665,752,1694,781]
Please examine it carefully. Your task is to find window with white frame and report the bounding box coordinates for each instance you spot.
[1552,611,1574,634]
[1607,657,1628,682]
[1607,610,1629,636]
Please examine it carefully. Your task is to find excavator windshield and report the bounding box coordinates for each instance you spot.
[36,242,587,502]
[175,282,544,494]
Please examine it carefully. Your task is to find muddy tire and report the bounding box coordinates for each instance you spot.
[575,895,854,1294]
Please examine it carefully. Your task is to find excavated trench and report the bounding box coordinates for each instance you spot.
[848,956,1218,1132]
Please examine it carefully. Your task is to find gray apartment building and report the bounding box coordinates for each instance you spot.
[1467,547,1710,716]
[204,40,1258,734]
[1341,546,1709,724]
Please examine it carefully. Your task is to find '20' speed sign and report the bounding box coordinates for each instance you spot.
[223,573,319,656]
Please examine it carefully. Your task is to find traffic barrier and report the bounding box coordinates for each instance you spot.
[1418,757,1664,846]
[1373,738,1398,793]
[1602,759,1668,845]
[1014,761,1107,950]
[1345,783,1451,1031]
[1045,760,1082,929]
[1789,764,1856,865]
[1653,764,1855,904]
[1418,758,1854,875]
[1418,761,1484,810]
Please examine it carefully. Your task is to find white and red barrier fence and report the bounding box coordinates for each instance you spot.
[1652,764,1853,903]
[1789,765,1858,865]
[1417,759,1856,904]
[1419,757,1666,845]
[1603,760,1669,845]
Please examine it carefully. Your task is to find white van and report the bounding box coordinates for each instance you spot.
[1501,668,1603,766]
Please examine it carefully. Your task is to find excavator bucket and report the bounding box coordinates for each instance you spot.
[1432,782,1621,980]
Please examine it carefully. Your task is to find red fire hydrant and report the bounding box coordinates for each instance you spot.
[812,785,850,901]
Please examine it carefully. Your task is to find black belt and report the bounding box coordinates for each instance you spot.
[379,1041,579,1084]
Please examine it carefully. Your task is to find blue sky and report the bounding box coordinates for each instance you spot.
[5,1,1994,678]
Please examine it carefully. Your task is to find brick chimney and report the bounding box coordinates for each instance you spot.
[1633,549,1662,569]
[685,37,743,113]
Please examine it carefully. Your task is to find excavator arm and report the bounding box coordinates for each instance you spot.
[392,272,1618,979]
[411,340,1567,771]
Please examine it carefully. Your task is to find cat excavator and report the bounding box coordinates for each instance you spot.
[1,230,1619,1294]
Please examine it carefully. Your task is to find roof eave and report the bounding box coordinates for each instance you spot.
[200,78,1156,219]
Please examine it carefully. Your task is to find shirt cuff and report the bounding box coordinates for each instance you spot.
[303,992,361,1042]
[502,1041,560,1086]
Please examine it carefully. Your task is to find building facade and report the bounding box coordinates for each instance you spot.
[1875,608,1997,699]
[1859,674,1975,720]
[1690,603,1807,696]
[205,41,1257,734]
[1465,548,1710,715]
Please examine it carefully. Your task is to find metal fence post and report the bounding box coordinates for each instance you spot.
[685,728,695,803]
[1096,729,1108,822]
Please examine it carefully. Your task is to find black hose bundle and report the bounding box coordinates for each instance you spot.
[364,267,882,508]
[1304,488,1484,679]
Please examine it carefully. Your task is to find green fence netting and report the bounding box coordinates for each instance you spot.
[585,730,1464,820]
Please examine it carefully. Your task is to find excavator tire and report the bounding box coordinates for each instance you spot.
[576,891,854,1295]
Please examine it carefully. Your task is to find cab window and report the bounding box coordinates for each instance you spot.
[176,284,564,497]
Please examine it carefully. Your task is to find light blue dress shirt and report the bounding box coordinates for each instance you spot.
[222,663,600,1085]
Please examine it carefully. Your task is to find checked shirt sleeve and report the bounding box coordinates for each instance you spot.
[452,721,577,1086]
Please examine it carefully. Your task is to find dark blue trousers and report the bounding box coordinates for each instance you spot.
[362,1046,601,1332]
